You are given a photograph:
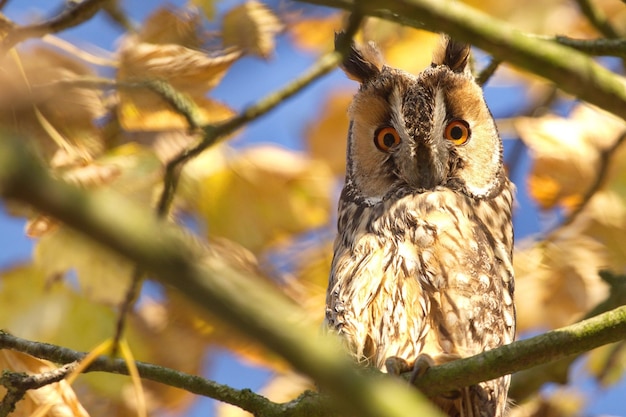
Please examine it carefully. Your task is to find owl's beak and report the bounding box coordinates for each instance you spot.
[398,141,447,190]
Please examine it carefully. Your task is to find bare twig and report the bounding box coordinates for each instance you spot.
[1,0,110,53]
[476,57,501,86]
[574,0,620,38]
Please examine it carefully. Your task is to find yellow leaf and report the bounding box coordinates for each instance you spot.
[288,13,343,53]
[117,36,240,131]
[118,38,241,91]
[119,93,235,131]
[34,228,134,305]
[514,234,609,332]
[222,0,284,59]
[515,104,626,210]
[0,350,90,417]
[186,144,333,252]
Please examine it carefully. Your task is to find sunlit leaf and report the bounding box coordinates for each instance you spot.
[515,105,625,210]
[117,36,240,131]
[185,144,333,252]
[0,47,104,162]
[287,13,343,53]
[514,235,609,332]
[222,0,284,59]
[137,7,203,48]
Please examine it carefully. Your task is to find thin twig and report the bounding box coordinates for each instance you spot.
[1,0,110,53]
[574,0,620,38]
[476,57,501,86]
[549,36,626,58]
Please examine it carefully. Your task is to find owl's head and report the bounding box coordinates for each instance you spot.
[339,34,504,203]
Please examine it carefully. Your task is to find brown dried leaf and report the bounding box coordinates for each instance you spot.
[118,38,241,92]
[0,351,90,417]
[0,47,104,162]
[137,7,203,48]
[222,0,284,59]
[117,36,240,131]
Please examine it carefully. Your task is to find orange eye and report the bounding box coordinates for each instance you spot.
[374,126,401,152]
[444,119,471,145]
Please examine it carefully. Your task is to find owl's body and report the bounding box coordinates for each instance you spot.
[327,35,515,417]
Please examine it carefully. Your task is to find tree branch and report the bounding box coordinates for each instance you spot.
[295,0,626,121]
[1,0,110,53]
[2,302,626,416]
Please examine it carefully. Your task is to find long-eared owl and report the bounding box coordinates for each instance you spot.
[326,34,515,417]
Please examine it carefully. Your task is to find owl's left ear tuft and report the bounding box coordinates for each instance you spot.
[336,32,383,83]
[432,34,471,74]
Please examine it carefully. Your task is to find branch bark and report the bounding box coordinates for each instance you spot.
[1,0,110,53]
[295,0,626,121]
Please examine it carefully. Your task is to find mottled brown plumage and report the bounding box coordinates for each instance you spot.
[327,35,515,417]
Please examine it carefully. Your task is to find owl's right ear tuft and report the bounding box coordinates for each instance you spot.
[336,32,383,83]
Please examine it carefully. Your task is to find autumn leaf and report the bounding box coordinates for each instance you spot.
[515,104,625,210]
[222,0,284,59]
[116,7,241,131]
[0,47,104,163]
[287,13,343,53]
[136,7,204,48]
[0,350,90,417]
[183,144,333,252]
[514,234,609,332]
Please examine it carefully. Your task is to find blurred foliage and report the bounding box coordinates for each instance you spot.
[0,1,625,417]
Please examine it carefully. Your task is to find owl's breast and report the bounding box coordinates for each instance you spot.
[327,187,515,368]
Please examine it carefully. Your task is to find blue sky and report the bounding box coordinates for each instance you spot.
[0,1,624,416]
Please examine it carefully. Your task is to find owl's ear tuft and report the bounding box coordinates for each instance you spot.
[432,34,471,74]
[336,33,383,83]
